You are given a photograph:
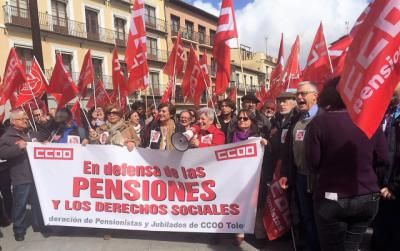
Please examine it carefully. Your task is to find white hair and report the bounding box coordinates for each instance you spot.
[10,110,25,123]
[297,81,319,93]
[198,107,215,121]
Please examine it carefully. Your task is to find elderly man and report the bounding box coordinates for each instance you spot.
[0,110,46,241]
[179,110,193,130]
[190,107,225,148]
[241,93,271,138]
[279,81,322,251]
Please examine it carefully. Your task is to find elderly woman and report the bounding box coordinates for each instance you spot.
[143,102,185,150]
[190,107,225,148]
[89,104,140,151]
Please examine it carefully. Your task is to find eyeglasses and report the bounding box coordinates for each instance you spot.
[238,117,250,121]
[15,118,28,121]
[107,111,121,116]
[296,91,315,97]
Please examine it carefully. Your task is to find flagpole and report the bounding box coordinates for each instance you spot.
[236,39,247,95]
[20,106,35,131]
[148,80,157,109]
[93,79,97,110]
[117,85,122,108]
[78,98,92,130]
[27,103,38,131]
[171,33,179,104]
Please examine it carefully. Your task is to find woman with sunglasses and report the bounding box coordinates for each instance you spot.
[227,109,268,245]
[89,104,140,151]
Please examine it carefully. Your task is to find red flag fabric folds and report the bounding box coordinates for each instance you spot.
[77,50,94,98]
[282,36,301,90]
[48,54,79,107]
[164,33,185,78]
[0,48,27,105]
[125,0,149,94]
[86,79,112,109]
[181,47,207,106]
[302,22,333,89]
[213,0,238,95]
[337,0,400,138]
[15,57,48,107]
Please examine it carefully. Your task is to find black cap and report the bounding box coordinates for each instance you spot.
[277,91,296,100]
[241,93,260,103]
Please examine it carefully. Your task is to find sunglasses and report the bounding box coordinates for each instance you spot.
[107,111,121,116]
[238,117,250,121]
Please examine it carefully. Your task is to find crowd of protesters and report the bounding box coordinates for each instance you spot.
[0,77,399,251]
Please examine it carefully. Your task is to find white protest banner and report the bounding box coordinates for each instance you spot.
[27,138,264,233]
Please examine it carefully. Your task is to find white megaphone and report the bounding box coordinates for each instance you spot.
[171,129,196,152]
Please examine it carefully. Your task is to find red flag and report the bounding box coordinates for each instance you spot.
[109,90,128,114]
[338,0,400,138]
[199,53,211,88]
[302,22,333,88]
[263,160,291,240]
[328,35,353,77]
[15,57,48,107]
[350,1,374,38]
[270,33,285,83]
[0,48,27,105]
[48,54,79,107]
[282,36,301,90]
[161,79,173,103]
[71,101,82,127]
[125,0,149,94]
[77,50,94,97]
[213,0,238,95]
[86,79,112,109]
[207,93,218,108]
[181,47,207,106]
[228,86,237,101]
[112,47,128,105]
[164,33,185,77]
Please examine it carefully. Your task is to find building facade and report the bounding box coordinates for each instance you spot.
[0,0,169,107]
[0,0,275,109]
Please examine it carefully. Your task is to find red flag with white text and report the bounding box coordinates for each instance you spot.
[125,0,149,94]
[181,47,207,106]
[302,22,333,88]
[328,35,353,77]
[213,0,238,95]
[112,47,128,105]
[0,48,27,105]
[282,36,301,90]
[77,50,94,98]
[161,79,173,103]
[48,54,79,107]
[164,33,185,78]
[337,0,400,138]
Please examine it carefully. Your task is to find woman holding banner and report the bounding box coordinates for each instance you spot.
[89,104,140,151]
[227,108,268,245]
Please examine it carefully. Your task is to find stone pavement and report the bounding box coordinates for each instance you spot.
[0,225,294,251]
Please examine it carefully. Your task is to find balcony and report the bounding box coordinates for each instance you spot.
[144,14,168,34]
[147,49,168,63]
[3,5,126,46]
[171,26,214,47]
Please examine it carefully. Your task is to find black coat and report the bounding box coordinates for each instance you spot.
[0,127,47,185]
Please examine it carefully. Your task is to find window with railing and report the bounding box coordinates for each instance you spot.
[146,37,158,60]
[210,29,216,46]
[15,46,33,72]
[85,8,99,41]
[198,25,206,44]
[10,0,29,25]
[149,72,160,95]
[171,15,180,34]
[211,57,216,75]
[114,17,126,45]
[119,61,128,79]
[250,76,254,91]
[185,21,194,41]
[51,0,68,34]
[145,5,156,28]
